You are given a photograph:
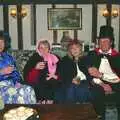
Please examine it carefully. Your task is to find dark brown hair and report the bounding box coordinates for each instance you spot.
[0,31,11,51]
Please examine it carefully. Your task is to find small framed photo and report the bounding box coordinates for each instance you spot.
[47,8,82,30]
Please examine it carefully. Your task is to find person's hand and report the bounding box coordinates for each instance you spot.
[0,66,14,75]
[100,83,113,94]
[72,77,80,85]
[46,73,58,80]
[113,78,120,83]
[15,82,21,88]
[72,79,79,85]
[88,67,102,78]
[107,78,120,84]
[35,62,46,70]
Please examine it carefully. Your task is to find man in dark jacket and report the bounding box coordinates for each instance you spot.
[87,25,120,120]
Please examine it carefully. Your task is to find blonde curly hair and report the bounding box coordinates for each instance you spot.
[67,40,83,59]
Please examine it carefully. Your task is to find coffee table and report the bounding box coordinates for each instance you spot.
[0,103,99,120]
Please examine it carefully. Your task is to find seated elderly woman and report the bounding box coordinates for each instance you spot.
[23,39,60,104]
[59,40,92,103]
[0,31,36,104]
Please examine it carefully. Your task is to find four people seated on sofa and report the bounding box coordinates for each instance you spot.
[87,25,120,120]
[23,40,60,104]
[1,25,120,119]
[0,31,36,105]
[59,40,92,103]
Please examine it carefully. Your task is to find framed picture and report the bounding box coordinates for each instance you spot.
[47,8,82,30]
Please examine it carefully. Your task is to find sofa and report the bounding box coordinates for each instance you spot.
[10,47,67,80]
[9,48,117,120]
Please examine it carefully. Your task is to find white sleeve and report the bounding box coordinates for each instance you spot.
[93,78,103,84]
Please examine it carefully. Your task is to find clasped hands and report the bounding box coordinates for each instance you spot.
[35,62,57,80]
[0,65,14,75]
[0,65,22,88]
[88,67,113,94]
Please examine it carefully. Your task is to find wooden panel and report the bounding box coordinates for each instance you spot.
[52,4,57,44]
[31,4,37,45]
[119,9,120,51]
[106,3,112,26]
[17,4,23,50]
[92,1,97,43]
[73,4,78,40]
[3,5,9,33]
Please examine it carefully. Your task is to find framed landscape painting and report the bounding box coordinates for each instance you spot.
[47,8,82,30]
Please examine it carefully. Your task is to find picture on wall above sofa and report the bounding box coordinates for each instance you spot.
[47,8,82,30]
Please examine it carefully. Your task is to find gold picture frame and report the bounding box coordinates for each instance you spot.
[47,8,82,30]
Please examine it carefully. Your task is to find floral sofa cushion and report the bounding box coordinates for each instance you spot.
[10,48,67,80]
[10,50,35,79]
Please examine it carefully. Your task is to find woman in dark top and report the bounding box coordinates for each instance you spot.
[23,40,60,104]
[59,40,92,103]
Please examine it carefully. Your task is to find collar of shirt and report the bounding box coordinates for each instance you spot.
[98,48,112,55]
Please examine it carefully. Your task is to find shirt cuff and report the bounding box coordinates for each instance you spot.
[93,78,103,84]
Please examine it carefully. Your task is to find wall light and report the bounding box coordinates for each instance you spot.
[10,8,17,18]
[111,8,119,18]
[102,8,110,17]
[10,7,27,18]
[102,8,119,18]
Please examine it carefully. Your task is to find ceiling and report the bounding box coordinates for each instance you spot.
[0,0,120,4]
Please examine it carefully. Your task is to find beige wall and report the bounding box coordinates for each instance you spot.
[9,5,18,49]
[77,4,92,45]
[111,4,119,50]
[0,4,119,50]
[36,4,53,49]
[0,6,3,30]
